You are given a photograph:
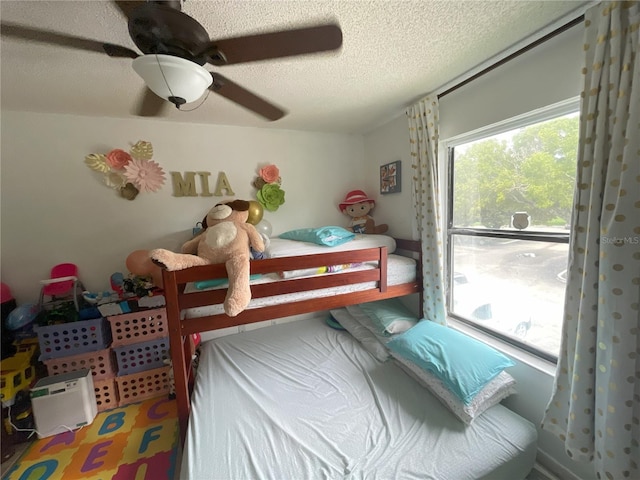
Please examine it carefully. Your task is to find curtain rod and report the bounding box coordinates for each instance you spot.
[438,14,584,99]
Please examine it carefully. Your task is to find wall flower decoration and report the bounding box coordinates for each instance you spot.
[257,183,285,211]
[259,164,280,184]
[84,141,165,200]
[106,149,132,169]
[253,163,285,211]
[124,159,166,193]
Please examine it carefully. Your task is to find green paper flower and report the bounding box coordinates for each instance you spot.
[257,183,285,212]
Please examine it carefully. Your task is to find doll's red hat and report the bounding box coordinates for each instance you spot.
[339,190,375,211]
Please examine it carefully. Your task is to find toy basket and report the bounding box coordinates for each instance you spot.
[36,317,111,360]
[116,366,172,407]
[113,337,170,376]
[93,376,119,412]
[107,308,168,347]
[42,348,115,381]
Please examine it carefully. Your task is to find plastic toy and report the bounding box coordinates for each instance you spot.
[0,351,37,408]
[38,263,85,312]
[5,303,39,332]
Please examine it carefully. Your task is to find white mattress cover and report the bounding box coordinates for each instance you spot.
[266,234,397,257]
[182,317,537,480]
[184,254,416,319]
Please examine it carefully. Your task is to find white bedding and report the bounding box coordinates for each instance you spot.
[268,234,397,279]
[182,317,538,480]
[266,234,397,257]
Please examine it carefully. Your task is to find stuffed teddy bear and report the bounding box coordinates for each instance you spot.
[339,190,389,234]
[150,199,265,317]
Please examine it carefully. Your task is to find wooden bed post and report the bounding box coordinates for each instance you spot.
[379,247,388,292]
[163,269,190,442]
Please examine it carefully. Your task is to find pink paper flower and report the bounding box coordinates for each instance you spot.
[124,159,166,193]
[259,164,280,184]
[106,149,132,170]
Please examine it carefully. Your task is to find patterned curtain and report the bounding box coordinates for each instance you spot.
[541,3,640,479]
[406,95,446,325]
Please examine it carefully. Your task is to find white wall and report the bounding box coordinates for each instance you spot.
[0,112,366,303]
[363,23,596,480]
[363,113,414,239]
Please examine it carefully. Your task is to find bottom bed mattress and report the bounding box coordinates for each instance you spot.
[182,317,537,480]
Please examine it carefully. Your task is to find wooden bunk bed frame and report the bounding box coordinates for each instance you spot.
[161,238,423,442]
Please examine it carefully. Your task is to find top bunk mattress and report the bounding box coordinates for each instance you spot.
[182,317,537,480]
[182,235,416,319]
[266,233,398,257]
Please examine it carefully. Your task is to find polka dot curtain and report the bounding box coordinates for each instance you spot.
[406,95,446,325]
[541,3,639,479]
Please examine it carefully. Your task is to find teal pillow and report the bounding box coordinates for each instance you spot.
[279,226,355,247]
[353,298,418,336]
[387,320,515,405]
[195,274,261,290]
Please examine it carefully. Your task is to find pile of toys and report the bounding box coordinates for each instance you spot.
[1,283,40,451]
[0,262,166,451]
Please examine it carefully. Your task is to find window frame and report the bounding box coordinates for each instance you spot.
[442,97,580,363]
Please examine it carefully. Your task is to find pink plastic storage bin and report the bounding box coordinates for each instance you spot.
[43,348,115,381]
[107,308,168,347]
[116,366,172,407]
[94,377,119,412]
[113,337,170,376]
[36,317,111,360]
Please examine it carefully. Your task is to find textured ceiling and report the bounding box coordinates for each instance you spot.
[0,0,587,134]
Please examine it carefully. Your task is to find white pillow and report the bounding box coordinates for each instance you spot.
[392,353,517,424]
[329,309,390,362]
[345,302,416,336]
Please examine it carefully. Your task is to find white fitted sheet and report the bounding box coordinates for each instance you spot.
[266,234,397,257]
[181,317,537,480]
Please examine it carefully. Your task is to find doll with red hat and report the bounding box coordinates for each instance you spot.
[339,190,388,234]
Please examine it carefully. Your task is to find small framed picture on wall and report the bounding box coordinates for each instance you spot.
[380,160,401,194]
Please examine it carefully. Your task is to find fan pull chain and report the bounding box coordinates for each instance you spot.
[179,89,211,112]
[154,54,178,101]
[153,53,209,112]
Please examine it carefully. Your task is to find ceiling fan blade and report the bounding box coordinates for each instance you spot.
[0,22,135,57]
[102,43,139,58]
[113,1,145,20]
[210,73,286,121]
[197,24,342,66]
[134,88,167,117]
[113,0,181,20]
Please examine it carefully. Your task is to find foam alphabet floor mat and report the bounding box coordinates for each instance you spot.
[2,396,178,480]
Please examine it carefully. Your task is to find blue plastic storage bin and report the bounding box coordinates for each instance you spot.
[36,317,112,360]
[113,337,170,376]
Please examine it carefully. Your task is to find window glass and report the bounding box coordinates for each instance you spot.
[447,104,579,360]
[452,113,578,232]
[451,236,568,356]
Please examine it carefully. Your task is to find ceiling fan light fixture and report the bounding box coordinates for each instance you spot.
[132,54,212,105]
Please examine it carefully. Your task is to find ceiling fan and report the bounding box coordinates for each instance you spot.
[0,0,343,121]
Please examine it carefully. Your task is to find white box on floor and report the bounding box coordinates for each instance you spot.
[30,368,97,438]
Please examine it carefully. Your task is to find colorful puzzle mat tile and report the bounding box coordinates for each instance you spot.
[3,397,178,480]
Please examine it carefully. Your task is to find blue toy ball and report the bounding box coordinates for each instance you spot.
[5,303,40,331]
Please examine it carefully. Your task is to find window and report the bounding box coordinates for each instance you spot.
[446,99,579,362]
